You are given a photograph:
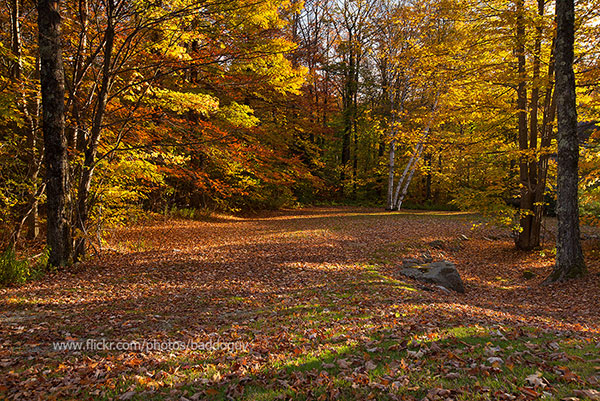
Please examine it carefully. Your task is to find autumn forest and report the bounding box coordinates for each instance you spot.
[1,0,600,399]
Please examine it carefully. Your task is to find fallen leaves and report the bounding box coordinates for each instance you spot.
[573,389,600,400]
[0,207,599,400]
[525,371,546,388]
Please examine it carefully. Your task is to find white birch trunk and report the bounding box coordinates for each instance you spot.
[395,140,425,210]
[387,137,396,210]
[390,92,440,210]
[391,140,420,208]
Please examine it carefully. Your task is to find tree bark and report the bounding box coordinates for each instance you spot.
[531,36,556,245]
[38,0,71,266]
[515,0,534,250]
[74,1,115,260]
[387,138,396,210]
[550,0,586,281]
[340,38,355,195]
[391,92,439,210]
[424,153,432,201]
[9,0,40,242]
[395,140,426,210]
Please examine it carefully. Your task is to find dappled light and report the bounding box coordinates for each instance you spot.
[1,208,599,399]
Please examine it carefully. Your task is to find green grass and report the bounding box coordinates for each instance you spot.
[90,264,599,401]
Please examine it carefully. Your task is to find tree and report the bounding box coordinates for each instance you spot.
[515,0,531,249]
[3,0,44,245]
[37,0,71,267]
[514,0,556,250]
[550,0,586,281]
[329,0,377,196]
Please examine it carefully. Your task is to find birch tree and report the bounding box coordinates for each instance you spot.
[377,0,455,210]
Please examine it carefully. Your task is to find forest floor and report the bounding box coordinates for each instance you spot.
[1,207,599,400]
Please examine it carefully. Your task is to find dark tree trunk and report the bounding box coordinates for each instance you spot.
[515,0,535,250]
[340,51,354,195]
[9,0,22,80]
[550,0,586,281]
[38,0,71,266]
[74,2,115,260]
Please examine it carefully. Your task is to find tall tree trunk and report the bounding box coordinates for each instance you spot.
[531,36,556,245]
[515,0,534,250]
[74,2,115,260]
[352,87,359,198]
[38,0,71,266]
[9,0,40,242]
[68,0,89,152]
[9,0,22,80]
[387,138,396,210]
[392,141,421,209]
[517,0,548,250]
[391,92,439,210]
[550,0,586,281]
[340,44,355,196]
[395,140,426,210]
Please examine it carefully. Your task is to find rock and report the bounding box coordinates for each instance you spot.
[402,258,421,268]
[400,261,465,293]
[422,262,465,293]
[435,285,451,293]
[401,267,425,279]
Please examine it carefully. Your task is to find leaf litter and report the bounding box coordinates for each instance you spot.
[0,207,599,400]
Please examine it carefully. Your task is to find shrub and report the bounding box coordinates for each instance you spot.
[0,247,32,286]
[0,247,49,287]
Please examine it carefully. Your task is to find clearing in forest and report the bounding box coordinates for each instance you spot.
[1,207,599,400]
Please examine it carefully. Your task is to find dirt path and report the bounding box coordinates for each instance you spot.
[1,207,599,400]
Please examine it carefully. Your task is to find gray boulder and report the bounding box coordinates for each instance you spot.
[400,261,465,293]
[401,258,421,268]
